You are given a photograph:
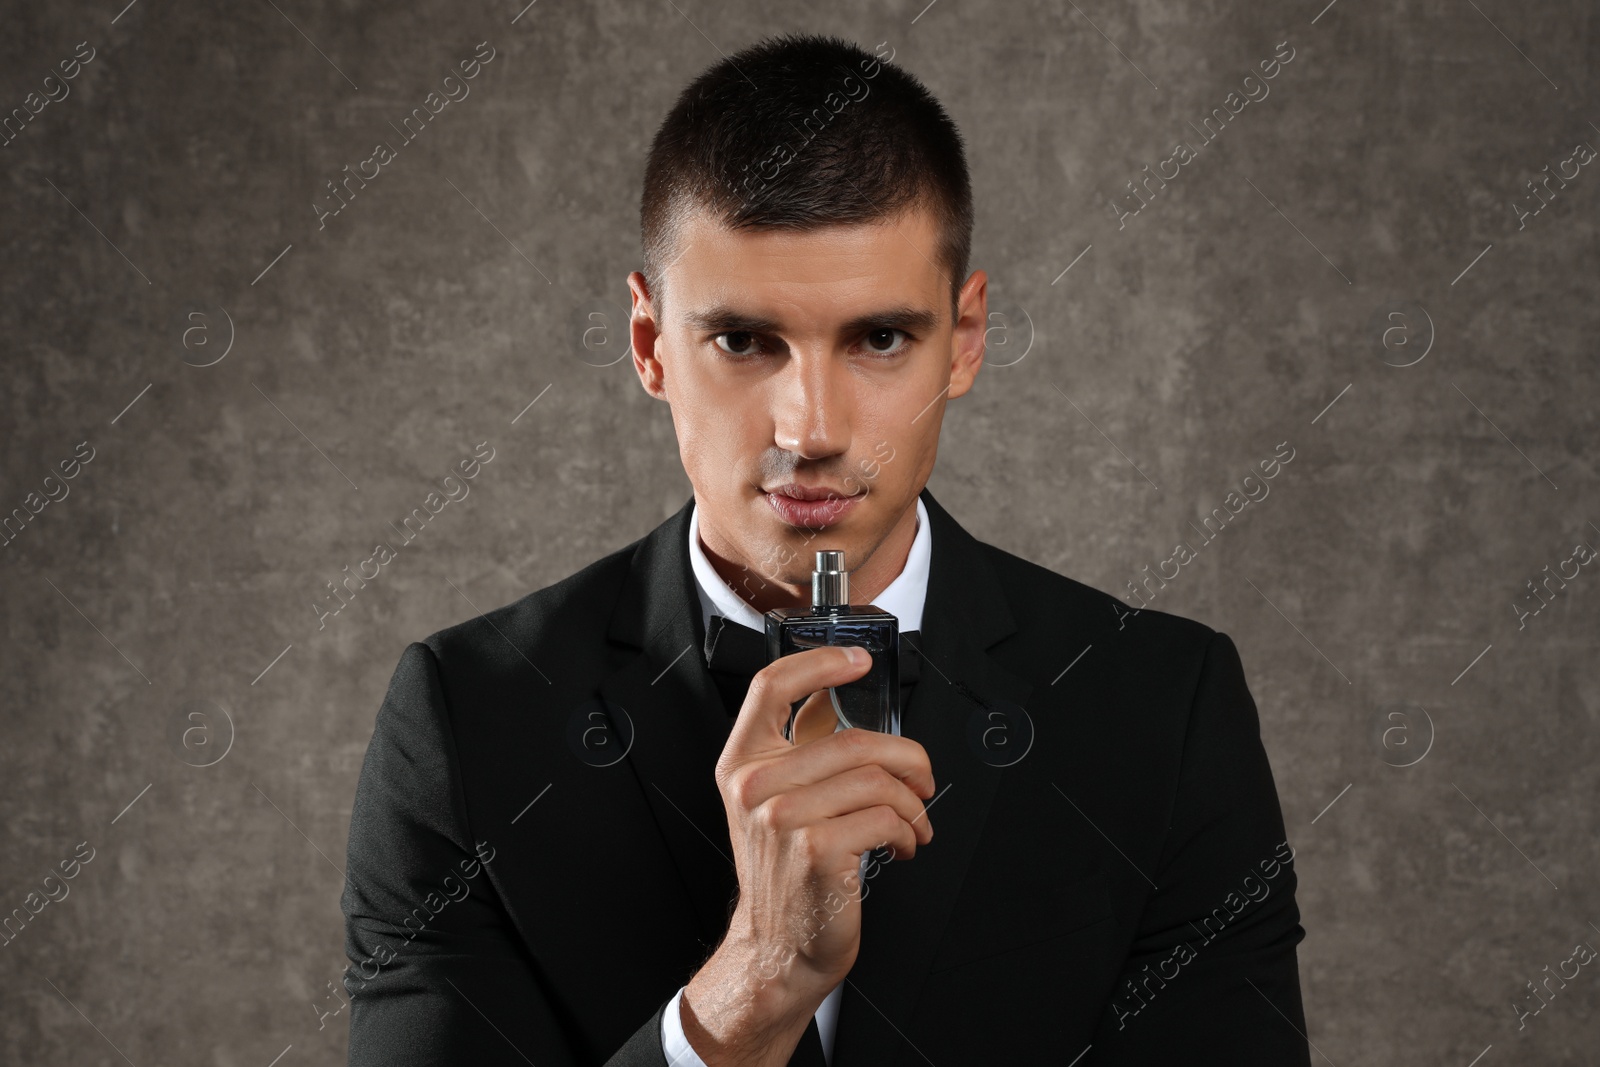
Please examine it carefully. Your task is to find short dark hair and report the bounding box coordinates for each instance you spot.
[640,32,973,326]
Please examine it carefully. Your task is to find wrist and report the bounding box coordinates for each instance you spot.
[681,932,824,1067]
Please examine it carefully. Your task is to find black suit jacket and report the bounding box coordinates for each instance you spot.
[342,487,1310,1065]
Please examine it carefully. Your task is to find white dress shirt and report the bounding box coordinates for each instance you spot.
[661,494,932,1066]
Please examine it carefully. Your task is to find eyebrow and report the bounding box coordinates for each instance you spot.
[682,304,942,337]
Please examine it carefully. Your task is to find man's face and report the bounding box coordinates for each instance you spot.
[627,203,986,609]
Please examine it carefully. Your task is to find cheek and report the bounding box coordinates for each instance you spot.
[672,397,763,491]
[855,428,934,502]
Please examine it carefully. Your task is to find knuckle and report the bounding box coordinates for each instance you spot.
[793,827,822,866]
[838,728,872,758]
[852,762,897,797]
[727,770,760,811]
[761,791,793,829]
[745,671,780,705]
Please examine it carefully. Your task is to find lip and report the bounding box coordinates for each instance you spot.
[765,484,863,528]
[766,483,858,501]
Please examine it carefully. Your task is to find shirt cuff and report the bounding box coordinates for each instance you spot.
[661,984,712,1067]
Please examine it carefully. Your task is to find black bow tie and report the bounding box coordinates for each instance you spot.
[703,614,921,688]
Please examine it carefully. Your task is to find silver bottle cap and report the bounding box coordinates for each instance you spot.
[812,550,848,610]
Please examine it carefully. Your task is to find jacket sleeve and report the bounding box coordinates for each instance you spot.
[1087,630,1312,1066]
[342,641,672,1066]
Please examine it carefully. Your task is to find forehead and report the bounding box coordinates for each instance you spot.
[664,205,948,329]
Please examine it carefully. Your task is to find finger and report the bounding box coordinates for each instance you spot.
[774,764,934,845]
[727,645,872,755]
[779,727,937,804]
[822,804,921,867]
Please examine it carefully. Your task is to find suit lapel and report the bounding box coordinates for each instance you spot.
[834,489,1035,1064]
[598,497,741,950]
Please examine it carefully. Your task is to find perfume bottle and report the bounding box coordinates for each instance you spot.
[765,550,900,736]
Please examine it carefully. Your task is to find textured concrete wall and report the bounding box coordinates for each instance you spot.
[2,1,1596,1063]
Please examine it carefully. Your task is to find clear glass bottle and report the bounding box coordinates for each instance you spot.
[764,549,900,735]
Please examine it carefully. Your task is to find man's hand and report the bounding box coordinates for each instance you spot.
[680,645,937,1066]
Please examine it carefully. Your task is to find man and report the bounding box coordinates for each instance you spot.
[342,32,1310,1066]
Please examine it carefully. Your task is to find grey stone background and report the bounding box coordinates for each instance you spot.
[2,0,1596,1063]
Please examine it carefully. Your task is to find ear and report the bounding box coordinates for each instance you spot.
[627,271,667,400]
[946,269,988,400]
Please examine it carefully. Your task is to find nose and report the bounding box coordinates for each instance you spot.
[772,350,852,460]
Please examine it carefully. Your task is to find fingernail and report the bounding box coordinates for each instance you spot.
[847,646,869,664]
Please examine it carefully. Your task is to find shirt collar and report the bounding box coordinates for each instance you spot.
[688,494,932,636]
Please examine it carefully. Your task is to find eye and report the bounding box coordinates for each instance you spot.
[713,331,765,358]
[861,327,910,357]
